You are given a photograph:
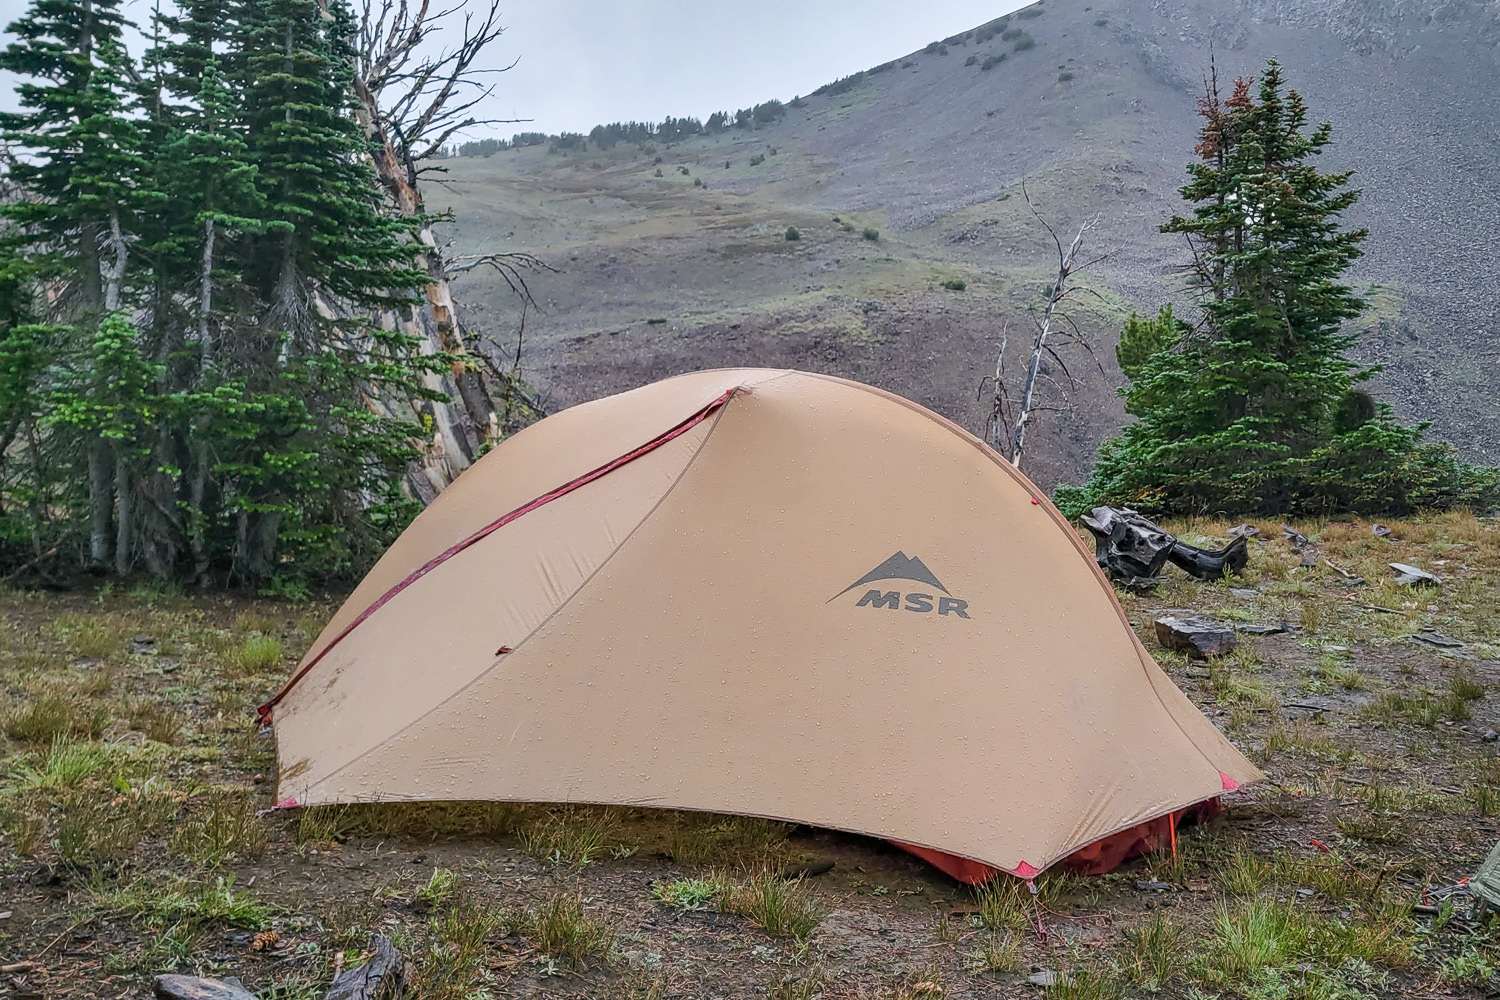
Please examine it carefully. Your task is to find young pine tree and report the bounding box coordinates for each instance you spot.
[1057,60,1497,517]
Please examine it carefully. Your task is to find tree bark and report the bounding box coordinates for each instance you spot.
[87,440,113,567]
[103,208,128,312]
[113,451,131,577]
[198,216,215,370]
[352,77,491,488]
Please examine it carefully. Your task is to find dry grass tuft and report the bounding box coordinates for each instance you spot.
[718,870,823,944]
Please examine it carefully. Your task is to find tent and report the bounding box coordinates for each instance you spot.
[1474,840,1500,912]
[262,368,1261,881]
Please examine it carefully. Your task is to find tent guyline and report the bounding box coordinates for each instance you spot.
[262,369,1261,883]
[257,387,740,725]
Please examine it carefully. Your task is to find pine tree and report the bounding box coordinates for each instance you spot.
[1057,60,1497,517]
[218,0,437,581]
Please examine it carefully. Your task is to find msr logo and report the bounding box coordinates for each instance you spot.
[831,551,970,618]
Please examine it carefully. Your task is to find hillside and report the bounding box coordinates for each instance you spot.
[438,0,1500,492]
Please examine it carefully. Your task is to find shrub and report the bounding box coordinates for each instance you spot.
[862,227,880,242]
[941,278,966,291]
[678,165,689,175]
[785,226,801,241]
[693,177,703,187]
[1058,70,1074,81]
[1019,4,1044,17]
[749,153,765,166]
[924,40,940,54]
[965,54,978,66]
[653,167,663,177]
[1095,17,1109,25]
[1013,34,1036,51]
[1001,26,1023,40]
[982,54,1006,70]
[646,317,668,325]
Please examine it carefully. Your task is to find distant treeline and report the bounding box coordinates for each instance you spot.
[445,7,1038,159]
[447,102,790,157]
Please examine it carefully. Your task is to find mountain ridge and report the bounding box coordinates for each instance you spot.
[440,0,1499,491]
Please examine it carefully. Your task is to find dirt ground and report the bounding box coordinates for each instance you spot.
[1,514,1498,999]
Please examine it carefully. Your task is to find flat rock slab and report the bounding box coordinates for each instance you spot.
[1237,622,1293,636]
[1390,562,1441,587]
[155,976,255,1000]
[1155,616,1237,659]
[1410,633,1465,649]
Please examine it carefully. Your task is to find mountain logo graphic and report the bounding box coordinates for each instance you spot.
[831,552,970,618]
[832,551,949,600]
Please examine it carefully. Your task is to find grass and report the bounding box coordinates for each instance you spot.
[1122,913,1185,989]
[53,612,126,660]
[169,787,269,864]
[666,812,794,867]
[520,806,617,866]
[91,873,274,931]
[409,889,512,998]
[968,930,1023,974]
[717,871,823,945]
[652,877,720,910]
[221,633,283,674]
[3,691,108,742]
[524,891,615,967]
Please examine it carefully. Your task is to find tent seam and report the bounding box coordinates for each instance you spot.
[294,391,741,803]
[259,386,738,724]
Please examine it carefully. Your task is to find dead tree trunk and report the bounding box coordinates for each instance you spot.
[1012,211,1098,471]
[978,187,1108,471]
[346,0,523,488]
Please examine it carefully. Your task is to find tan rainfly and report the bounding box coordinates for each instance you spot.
[263,369,1261,879]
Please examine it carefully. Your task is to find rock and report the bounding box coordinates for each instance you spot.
[1154,616,1237,659]
[1028,971,1059,987]
[778,858,836,879]
[326,935,408,1000]
[1228,523,1260,539]
[1230,588,1258,599]
[154,976,255,1000]
[1390,562,1441,587]
[1299,550,1318,568]
[1483,729,1498,743]
[1282,525,1309,548]
[1135,880,1172,891]
[1371,524,1392,537]
[1237,622,1292,636]
[1409,633,1464,649]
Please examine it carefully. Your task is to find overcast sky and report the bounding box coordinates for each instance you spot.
[0,0,1028,136]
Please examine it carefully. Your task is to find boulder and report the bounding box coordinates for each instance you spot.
[1154,616,1237,659]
